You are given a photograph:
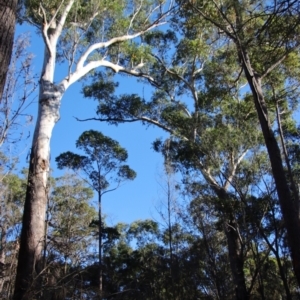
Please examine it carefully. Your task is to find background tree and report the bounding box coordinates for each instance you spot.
[56,130,136,299]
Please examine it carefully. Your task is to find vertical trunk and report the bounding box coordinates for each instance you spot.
[240,49,300,286]
[0,0,17,101]
[99,191,103,300]
[224,219,248,300]
[166,173,176,298]
[13,80,63,300]
[214,188,248,300]
[0,224,7,294]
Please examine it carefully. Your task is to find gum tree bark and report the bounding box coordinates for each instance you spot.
[0,0,17,101]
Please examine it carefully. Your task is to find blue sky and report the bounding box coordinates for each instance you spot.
[14,24,170,226]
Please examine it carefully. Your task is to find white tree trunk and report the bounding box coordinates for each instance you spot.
[14,76,64,299]
[12,1,170,297]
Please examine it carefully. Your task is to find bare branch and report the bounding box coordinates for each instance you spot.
[127,0,143,35]
[52,0,76,43]
[224,149,248,191]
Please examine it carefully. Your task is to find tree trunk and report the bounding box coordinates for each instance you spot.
[99,191,103,300]
[240,49,300,287]
[0,0,17,101]
[224,219,248,300]
[208,199,248,300]
[214,188,248,300]
[13,80,63,300]
[0,224,7,294]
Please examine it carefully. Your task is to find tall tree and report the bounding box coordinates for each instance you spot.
[82,24,266,298]
[14,1,172,298]
[83,0,300,291]
[182,0,300,286]
[0,0,18,101]
[56,130,136,299]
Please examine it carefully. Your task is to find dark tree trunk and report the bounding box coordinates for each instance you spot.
[224,219,248,300]
[0,0,17,101]
[214,188,249,300]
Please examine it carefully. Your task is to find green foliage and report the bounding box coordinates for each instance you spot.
[56,130,136,193]
[76,130,128,162]
[55,151,88,170]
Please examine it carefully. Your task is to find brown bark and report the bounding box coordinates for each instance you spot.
[0,0,17,102]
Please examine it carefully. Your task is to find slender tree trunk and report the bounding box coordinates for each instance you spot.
[224,219,248,300]
[0,0,17,102]
[13,79,64,299]
[165,168,176,298]
[239,49,300,287]
[213,188,248,300]
[98,191,103,300]
[0,224,7,294]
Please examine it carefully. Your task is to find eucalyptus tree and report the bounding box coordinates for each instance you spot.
[0,0,18,101]
[56,130,136,299]
[82,21,269,297]
[82,0,300,294]
[14,0,173,298]
[181,0,300,286]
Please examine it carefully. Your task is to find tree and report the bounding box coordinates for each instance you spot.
[14,1,172,298]
[82,0,300,292]
[56,130,136,299]
[0,0,18,101]
[182,0,300,286]
[82,22,266,298]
